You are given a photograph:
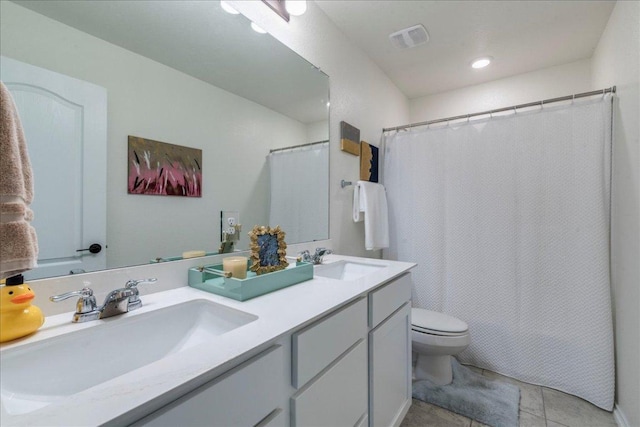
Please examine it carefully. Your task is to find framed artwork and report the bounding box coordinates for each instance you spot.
[360,141,379,182]
[340,121,360,156]
[248,225,289,275]
[128,136,202,197]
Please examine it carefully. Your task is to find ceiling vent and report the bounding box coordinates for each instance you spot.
[389,24,429,49]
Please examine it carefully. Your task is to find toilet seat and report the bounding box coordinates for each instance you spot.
[412,325,468,337]
[411,308,468,335]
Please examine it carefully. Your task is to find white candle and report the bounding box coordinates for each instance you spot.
[223,256,248,279]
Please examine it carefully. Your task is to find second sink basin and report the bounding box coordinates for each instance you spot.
[314,260,384,281]
[0,299,257,415]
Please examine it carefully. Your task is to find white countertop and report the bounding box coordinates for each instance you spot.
[0,255,415,426]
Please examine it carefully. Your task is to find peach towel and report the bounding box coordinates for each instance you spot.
[0,81,38,279]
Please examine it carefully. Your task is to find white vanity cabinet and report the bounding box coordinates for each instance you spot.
[291,297,369,427]
[368,273,413,427]
[129,272,413,427]
[290,272,413,427]
[132,345,286,427]
[0,256,417,427]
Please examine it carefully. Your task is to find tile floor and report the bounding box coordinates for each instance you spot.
[400,366,617,427]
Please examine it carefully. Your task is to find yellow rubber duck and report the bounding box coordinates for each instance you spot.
[0,275,44,343]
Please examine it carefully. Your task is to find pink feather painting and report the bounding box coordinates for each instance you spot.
[128,136,202,197]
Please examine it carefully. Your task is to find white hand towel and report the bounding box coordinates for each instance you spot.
[353,182,363,222]
[354,181,389,250]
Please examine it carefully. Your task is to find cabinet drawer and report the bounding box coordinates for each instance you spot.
[291,339,368,427]
[132,345,285,427]
[292,297,367,388]
[368,273,411,328]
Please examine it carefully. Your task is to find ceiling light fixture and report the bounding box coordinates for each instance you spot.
[251,22,267,34]
[220,1,239,15]
[285,0,307,16]
[471,57,492,69]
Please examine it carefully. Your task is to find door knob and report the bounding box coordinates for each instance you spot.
[76,243,102,254]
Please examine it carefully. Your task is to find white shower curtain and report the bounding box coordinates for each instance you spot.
[384,95,614,410]
[268,142,329,243]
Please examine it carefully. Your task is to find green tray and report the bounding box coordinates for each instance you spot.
[188,261,313,301]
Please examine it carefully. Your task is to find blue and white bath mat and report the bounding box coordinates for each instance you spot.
[412,359,520,427]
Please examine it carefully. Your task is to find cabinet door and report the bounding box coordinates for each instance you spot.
[291,339,368,427]
[132,345,285,427]
[369,303,412,427]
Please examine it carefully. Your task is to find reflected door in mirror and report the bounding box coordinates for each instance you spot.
[1,57,107,279]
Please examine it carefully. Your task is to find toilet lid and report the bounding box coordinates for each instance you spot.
[411,308,468,333]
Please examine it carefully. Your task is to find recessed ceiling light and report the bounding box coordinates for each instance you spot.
[220,1,239,15]
[251,22,267,34]
[285,0,307,16]
[471,57,492,69]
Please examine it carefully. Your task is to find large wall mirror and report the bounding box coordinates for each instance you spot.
[0,1,329,280]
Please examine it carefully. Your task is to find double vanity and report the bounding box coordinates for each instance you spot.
[0,255,415,426]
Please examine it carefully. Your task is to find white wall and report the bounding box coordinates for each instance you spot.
[591,2,640,426]
[0,2,309,268]
[409,59,592,122]
[229,0,410,258]
[306,120,330,143]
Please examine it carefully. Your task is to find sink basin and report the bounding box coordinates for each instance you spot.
[0,299,257,415]
[314,260,384,281]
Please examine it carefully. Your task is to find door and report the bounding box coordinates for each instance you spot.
[1,56,107,279]
[369,303,412,427]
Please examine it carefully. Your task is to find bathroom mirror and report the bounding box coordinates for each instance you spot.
[0,1,329,280]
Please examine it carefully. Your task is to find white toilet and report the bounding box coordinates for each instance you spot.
[411,308,470,385]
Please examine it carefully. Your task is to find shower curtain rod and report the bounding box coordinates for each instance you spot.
[382,86,616,133]
[269,140,329,154]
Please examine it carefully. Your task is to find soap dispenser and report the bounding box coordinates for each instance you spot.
[0,274,44,342]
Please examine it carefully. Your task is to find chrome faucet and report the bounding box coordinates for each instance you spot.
[299,248,333,265]
[50,278,157,323]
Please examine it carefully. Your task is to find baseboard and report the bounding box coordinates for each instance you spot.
[614,404,630,427]
[392,398,413,427]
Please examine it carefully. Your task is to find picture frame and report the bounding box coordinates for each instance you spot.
[360,140,379,182]
[128,136,202,197]
[248,225,289,275]
[340,121,360,156]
